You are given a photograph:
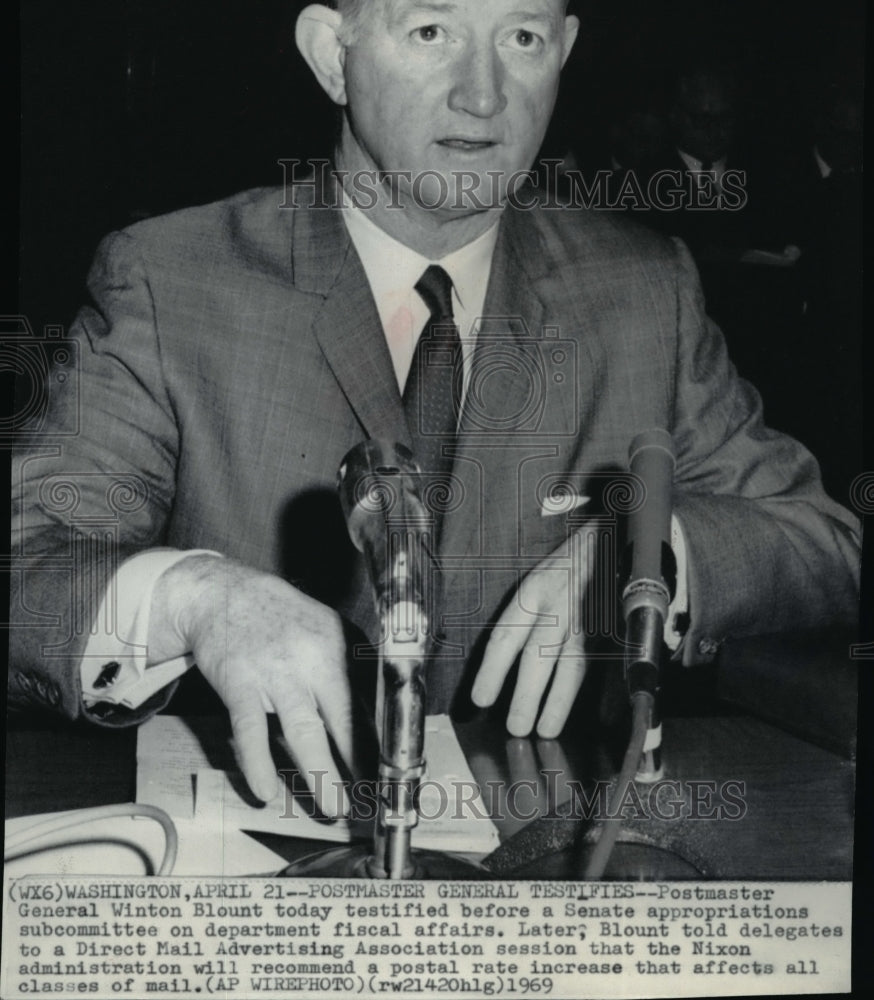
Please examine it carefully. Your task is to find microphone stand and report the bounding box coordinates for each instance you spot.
[621,429,676,782]
[345,441,430,878]
[582,429,677,878]
[280,441,488,879]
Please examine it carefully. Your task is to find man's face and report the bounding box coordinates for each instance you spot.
[338,0,578,215]
[672,76,736,163]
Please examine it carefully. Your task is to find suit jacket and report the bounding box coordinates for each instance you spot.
[10,183,860,722]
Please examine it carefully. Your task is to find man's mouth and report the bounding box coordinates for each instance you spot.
[437,138,498,151]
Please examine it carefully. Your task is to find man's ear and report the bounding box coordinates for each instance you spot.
[561,15,580,68]
[295,4,348,106]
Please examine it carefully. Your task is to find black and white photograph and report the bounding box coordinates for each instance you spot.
[5,1,869,997]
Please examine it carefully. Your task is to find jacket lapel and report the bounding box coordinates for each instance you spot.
[439,210,549,561]
[291,191,410,446]
[462,213,547,434]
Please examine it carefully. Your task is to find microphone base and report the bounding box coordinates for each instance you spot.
[277,844,492,879]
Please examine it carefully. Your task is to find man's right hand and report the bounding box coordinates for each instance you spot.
[149,555,353,815]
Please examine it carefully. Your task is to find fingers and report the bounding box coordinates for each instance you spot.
[506,638,558,737]
[471,603,535,709]
[536,637,586,738]
[503,634,584,738]
[226,687,280,803]
[227,685,351,816]
[314,670,356,776]
[276,699,351,818]
[473,563,587,738]
[224,652,353,816]
[471,624,528,708]
[186,570,358,813]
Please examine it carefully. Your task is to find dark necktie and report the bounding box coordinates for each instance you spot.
[403,265,461,484]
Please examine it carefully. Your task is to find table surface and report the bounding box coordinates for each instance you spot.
[456,714,855,880]
[6,677,855,881]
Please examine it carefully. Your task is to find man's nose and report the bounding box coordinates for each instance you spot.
[448,43,508,118]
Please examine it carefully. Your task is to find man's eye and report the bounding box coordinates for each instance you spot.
[506,27,546,52]
[413,24,443,43]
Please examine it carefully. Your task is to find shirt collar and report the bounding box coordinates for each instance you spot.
[677,148,727,172]
[813,146,833,180]
[341,196,500,311]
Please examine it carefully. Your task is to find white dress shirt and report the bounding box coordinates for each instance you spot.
[677,149,728,191]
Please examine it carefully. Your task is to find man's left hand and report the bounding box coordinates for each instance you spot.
[470,533,591,738]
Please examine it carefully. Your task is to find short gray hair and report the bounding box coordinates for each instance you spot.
[329,1,574,44]
[327,0,372,44]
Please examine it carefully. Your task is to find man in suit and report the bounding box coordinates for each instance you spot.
[645,66,754,258]
[751,81,863,506]
[10,0,860,815]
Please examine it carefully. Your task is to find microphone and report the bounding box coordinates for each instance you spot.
[337,440,433,878]
[338,440,432,618]
[278,445,488,877]
[621,429,676,780]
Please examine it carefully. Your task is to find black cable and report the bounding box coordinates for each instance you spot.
[583,692,651,879]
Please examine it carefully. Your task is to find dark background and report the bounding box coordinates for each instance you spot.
[18,0,866,333]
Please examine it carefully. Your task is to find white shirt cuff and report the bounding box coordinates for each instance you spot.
[665,514,689,651]
[80,548,222,710]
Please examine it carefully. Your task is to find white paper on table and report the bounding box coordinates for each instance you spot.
[137,714,499,855]
[739,246,802,267]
